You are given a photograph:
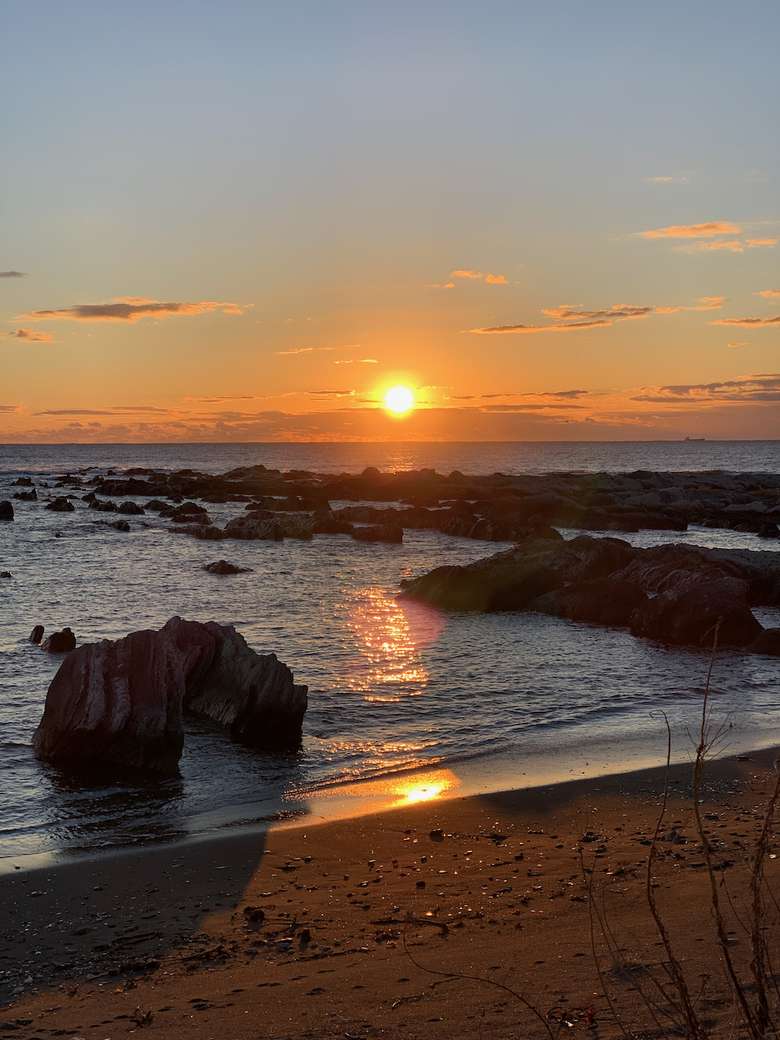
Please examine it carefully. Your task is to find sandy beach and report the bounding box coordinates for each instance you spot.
[2,747,778,1039]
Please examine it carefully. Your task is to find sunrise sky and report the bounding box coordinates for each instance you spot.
[1,2,779,442]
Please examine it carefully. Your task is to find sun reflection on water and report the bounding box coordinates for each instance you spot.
[344,586,444,700]
[392,769,457,805]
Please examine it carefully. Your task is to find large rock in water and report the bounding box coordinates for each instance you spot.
[33,617,308,775]
[401,534,772,651]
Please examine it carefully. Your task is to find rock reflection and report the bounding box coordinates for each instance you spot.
[345,587,444,701]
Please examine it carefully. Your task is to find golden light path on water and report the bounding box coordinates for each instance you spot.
[344,586,445,701]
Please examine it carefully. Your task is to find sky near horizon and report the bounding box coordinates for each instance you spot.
[1,2,779,443]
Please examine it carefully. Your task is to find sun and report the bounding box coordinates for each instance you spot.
[383,384,415,416]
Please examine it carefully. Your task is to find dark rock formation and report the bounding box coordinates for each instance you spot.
[117,501,144,515]
[751,629,780,656]
[203,560,251,575]
[89,497,117,512]
[401,535,777,652]
[109,519,130,532]
[12,477,33,487]
[352,522,404,544]
[29,625,45,644]
[13,489,37,501]
[45,497,75,513]
[41,627,77,653]
[0,501,14,521]
[33,617,308,775]
[224,511,314,541]
[0,570,11,579]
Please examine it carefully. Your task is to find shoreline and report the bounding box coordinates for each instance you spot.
[2,744,778,1036]
[4,722,779,878]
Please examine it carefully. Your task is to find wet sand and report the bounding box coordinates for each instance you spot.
[1,748,778,1039]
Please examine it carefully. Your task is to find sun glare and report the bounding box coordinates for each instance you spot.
[383,384,415,416]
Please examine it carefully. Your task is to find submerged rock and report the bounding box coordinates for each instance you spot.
[203,560,251,575]
[33,616,308,775]
[29,625,45,644]
[13,488,37,501]
[352,522,403,544]
[0,501,14,521]
[45,497,75,513]
[41,627,77,653]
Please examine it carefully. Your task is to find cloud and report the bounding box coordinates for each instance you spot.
[470,319,611,335]
[728,342,750,349]
[183,395,258,403]
[449,269,508,286]
[428,281,455,289]
[333,358,378,365]
[35,405,177,416]
[678,238,776,255]
[640,221,741,240]
[633,374,780,404]
[0,270,25,278]
[0,404,19,413]
[644,175,690,184]
[20,297,244,323]
[756,289,780,299]
[712,314,780,328]
[5,328,54,343]
[275,346,338,356]
[543,304,654,321]
[306,389,356,398]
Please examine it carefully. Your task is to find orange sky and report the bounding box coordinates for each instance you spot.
[1,5,778,442]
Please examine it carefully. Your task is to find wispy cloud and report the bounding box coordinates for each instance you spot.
[633,374,780,404]
[728,342,750,349]
[712,314,780,328]
[333,358,378,365]
[275,346,339,356]
[756,289,780,299]
[683,238,777,254]
[5,328,54,343]
[639,221,741,240]
[20,297,244,323]
[0,403,19,412]
[450,269,508,286]
[644,175,690,185]
[542,304,653,321]
[0,270,25,278]
[470,319,611,335]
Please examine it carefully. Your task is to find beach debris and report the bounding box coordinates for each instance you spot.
[33,616,308,775]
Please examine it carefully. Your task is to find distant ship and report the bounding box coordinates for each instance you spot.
[684,437,706,442]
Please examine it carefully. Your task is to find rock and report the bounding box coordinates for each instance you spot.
[169,502,209,523]
[750,628,780,656]
[45,497,75,513]
[188,524,226,541]
[0,570,11,579]
[530,577,647,628]
[629,577,761,649]
[13,489,37,501]
[29,625,44,644]
[41,627,77,653]
[89,497,117,512]
[12,477,33,486]
[758,522,780,540]
[203,560,251,575]
[402,535,773,651]
[33,617,307,775]
[352,522,403,544]
[0,501,14,521]
[117,501,144,515]
[224,513,283,540]
[110,519,131,532]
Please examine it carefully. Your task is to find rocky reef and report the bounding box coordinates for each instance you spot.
[33,617,308,775]
[400,534,780,653]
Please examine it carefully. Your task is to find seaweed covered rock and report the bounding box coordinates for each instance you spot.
[33,617,307,775]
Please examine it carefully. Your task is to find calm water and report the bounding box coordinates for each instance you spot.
[1,441,779,862]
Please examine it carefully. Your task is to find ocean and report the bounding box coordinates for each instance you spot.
[1,441,779,865]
